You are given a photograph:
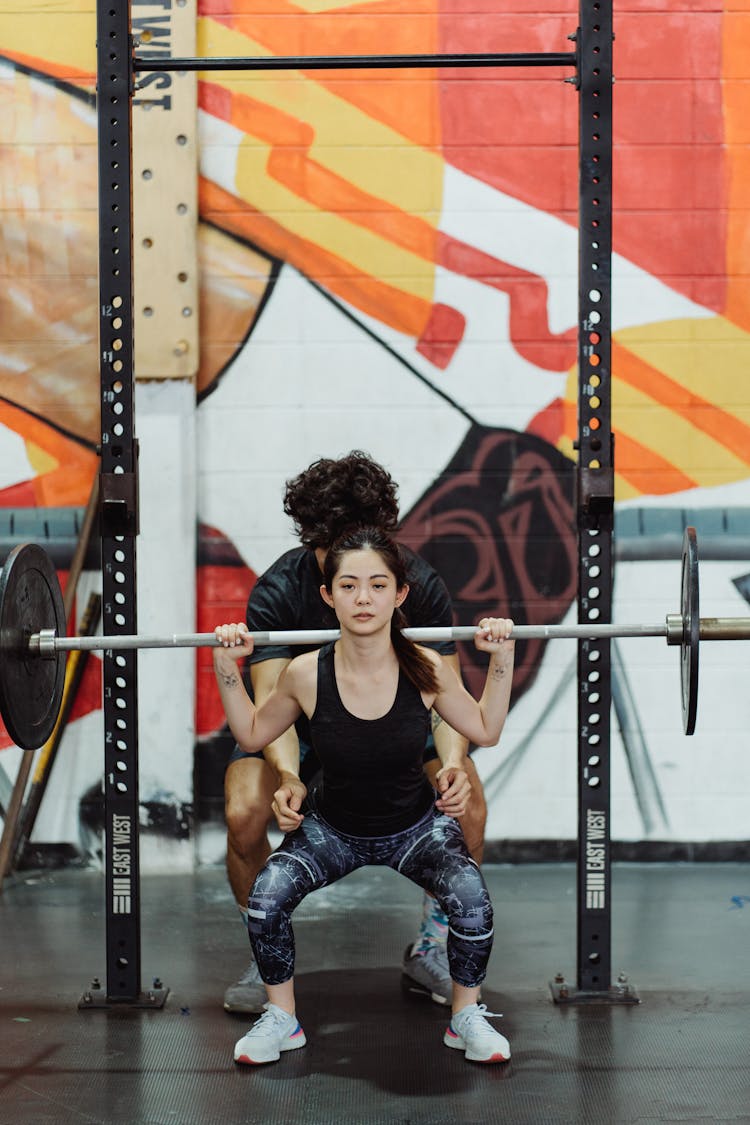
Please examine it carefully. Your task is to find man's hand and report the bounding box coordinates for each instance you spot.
[272,774,308,833]
[434,765,471,819]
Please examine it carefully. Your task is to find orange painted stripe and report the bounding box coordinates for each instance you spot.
[557,398,577,450]
[0,49,94,87]
[200,0,437,48]
[612,341,750,466]
[200,0,437,15]
[200,177,433,336]
[527,397,568,447]
[200,83,315,148]
[554,390,696,497]
[200,78,578,371]
[0,400,98,508]
[200,81,440,263]
[267,147,440,260]
[198,2,440,147]
[611,431,697,495]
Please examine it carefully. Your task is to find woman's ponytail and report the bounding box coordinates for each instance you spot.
[390,606,439,695]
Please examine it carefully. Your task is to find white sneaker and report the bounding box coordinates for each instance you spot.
[234,1003,307,1066]
[444,1003,510,1063]
[223,959,267,1014]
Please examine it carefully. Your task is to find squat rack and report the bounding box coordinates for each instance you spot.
[93,0,616,1007]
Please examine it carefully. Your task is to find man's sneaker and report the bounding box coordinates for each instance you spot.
[234,1003,307,1066]
[401,942,451,1006]
[223,959,267,1014]
[443,1003,510,1063]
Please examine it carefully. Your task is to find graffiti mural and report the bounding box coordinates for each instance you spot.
[1,0,750,864]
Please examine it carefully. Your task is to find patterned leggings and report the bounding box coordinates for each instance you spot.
[247,803,494,988]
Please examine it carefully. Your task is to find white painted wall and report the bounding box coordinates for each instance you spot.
[135,379,197,871]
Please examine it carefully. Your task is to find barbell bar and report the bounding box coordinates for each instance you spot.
[32,621,671,655]
[0,527,747,751]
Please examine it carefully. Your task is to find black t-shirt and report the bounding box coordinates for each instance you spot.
[245,545,455,660]
[244,545,455,749]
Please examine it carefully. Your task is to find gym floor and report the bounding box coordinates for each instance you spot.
[1,862,749,1125]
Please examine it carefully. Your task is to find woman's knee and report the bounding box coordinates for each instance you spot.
[439,865,493,936]
[452,892,493,938]
[248,859,300,935]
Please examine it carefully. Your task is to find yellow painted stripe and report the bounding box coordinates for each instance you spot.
[234,140,436,301]
[614,317,750,422]
[0,13,95,76]
[556,433,577,464]
[0,0,93,10]
[557,433,692,503]
[613,476,640,501]
[560,313,750,493]
[197,17,444,214]
[593,377,749,484]
[26,440,57,477]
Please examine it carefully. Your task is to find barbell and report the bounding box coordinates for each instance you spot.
[0,527,746,751]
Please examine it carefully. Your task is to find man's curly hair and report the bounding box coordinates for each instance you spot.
[283,451,400,549]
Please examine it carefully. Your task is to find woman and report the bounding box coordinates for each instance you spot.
[213,527,515,1067]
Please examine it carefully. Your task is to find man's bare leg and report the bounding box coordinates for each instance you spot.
[447,756,487,865]
[223,755,278,1013]
[225,757,277,904]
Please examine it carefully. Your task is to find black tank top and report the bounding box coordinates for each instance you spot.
[310,643,434,836]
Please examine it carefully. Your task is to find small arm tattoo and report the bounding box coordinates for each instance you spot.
[431,711,443,733]
[217,669,241,689]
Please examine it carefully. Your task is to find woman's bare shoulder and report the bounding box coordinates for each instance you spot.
[284,649,319,683]
[282,649,319,714]
[416,645,443,669]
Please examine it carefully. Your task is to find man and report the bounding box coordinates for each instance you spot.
[223,451,488,1012]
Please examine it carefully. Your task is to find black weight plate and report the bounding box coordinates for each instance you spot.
[0,544,66,749]
[680,526,699,735]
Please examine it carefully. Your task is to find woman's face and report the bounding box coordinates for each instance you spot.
[321,548,408,634]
